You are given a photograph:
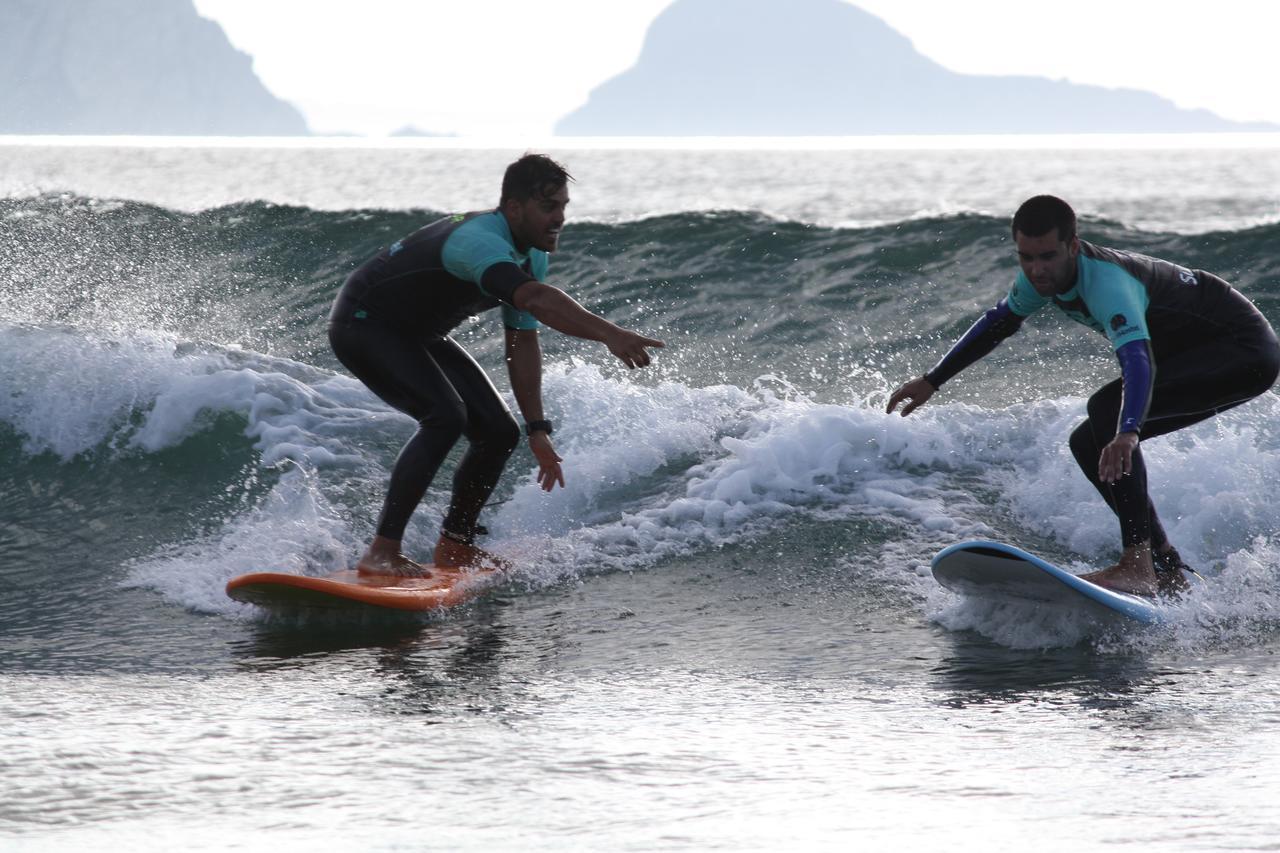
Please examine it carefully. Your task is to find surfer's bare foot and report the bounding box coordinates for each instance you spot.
[1080,543,1158,597]
[356,536,432,578]
[433,535,511,571]
[1153,546,1194,598]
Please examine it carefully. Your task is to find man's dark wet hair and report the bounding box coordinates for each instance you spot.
[1012,195,1077,242]
[500,153,573,205]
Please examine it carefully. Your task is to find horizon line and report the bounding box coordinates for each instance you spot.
[5,133,1280,152]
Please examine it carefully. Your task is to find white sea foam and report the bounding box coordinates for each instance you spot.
[132,348,1280,636]
[0,323,387,466]
[0,324,396,612]
[490,367,1001,584]
[116,353,997,613]
[919,394,1280,649]
[124,465,354,614]
[1,325,188,459]
[12,321,1276,639]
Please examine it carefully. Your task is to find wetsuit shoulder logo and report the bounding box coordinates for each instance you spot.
[1110,313,1128,331]
[1178,267,1198,285]
[451,214,466,223]
[388,240,404,256]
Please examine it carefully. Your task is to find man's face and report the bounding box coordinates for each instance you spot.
[504,185,569,253]
[1015,228,1079,296]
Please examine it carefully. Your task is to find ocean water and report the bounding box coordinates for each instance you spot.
[3,136,1280,851]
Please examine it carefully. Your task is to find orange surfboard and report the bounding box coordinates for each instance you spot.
[226,567,501,612]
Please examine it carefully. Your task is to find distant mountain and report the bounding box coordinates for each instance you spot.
[557,0,1274,135]
[0,0,308,135]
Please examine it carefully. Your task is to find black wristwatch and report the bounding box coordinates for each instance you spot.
[524,419,554,436]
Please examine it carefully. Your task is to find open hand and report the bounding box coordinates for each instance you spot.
[885,377,936,416]
[530,431,565,491]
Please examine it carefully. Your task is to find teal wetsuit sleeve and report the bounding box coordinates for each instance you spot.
[1081,265,1150,350]
[442,218,541,330]
[442,221,517,285]
[476,263,540,329]
[500,249,547,330]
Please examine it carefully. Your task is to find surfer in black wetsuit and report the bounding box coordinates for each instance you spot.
[329,154,664,576]
[886,195,1280,596]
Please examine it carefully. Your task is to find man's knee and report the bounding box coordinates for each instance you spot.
[420,400,468,440]
[464,411,521,456]
[487,414,521,455]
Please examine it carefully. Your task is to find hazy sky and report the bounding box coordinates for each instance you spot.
[193,0,1280,136]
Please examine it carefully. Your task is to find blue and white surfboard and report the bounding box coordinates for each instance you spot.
[932,540,1161,624]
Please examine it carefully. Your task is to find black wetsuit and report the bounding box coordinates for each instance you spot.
[328,211,545,543]
[927,242,1280,551]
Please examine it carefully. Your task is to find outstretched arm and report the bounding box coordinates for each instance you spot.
[886,298,1023,416]
[505,327,564,491]
[513,281,664,369]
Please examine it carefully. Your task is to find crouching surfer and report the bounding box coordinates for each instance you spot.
[329,154,663,576]
[887,195,1279,596]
